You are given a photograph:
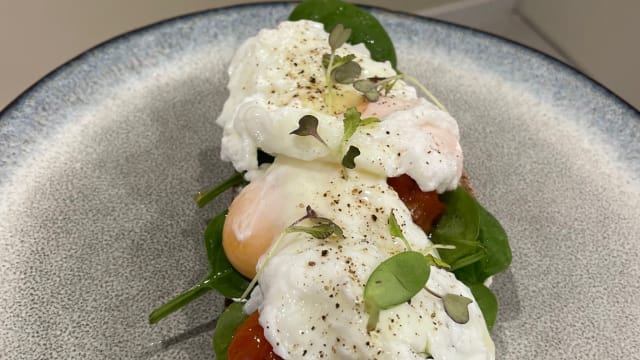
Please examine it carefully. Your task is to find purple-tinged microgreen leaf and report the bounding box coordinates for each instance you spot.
[241,206,344,300]
[341,145,360,169]
[287,222,343,239]
[442,294,473,324]
[353,79,376,93]
[289,206,344,239]
[333,61,361,84]
[290,115,328,147]
[363,90,379,102]
[329,23,352,51]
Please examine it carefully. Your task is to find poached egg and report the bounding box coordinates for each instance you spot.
[216,20,493,360]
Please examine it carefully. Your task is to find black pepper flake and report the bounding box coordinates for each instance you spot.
[321,249,329,257]
[308,261,316,267]
[371,214,378,221]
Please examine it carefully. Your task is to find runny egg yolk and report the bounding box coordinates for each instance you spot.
[222,175,284,279]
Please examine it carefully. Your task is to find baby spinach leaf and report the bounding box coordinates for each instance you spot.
[194,172,247,208]
[442,293,473,324]
[203,211,250,298]
[452,205,511,283]
[431,187,483,268]
[364,251,430,330]
[468,283,498,331]
[148,210,249,324]
[474,204,511,278]
[213,303,248,360]
[290,0,397,68]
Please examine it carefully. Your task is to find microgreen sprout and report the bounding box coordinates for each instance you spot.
[290,114,328,147]
[388,210,412,251]
[341,145,360,169]
[426,288,473,324]
[342,107,379,144]
[323,24,361,112]
[354,74,447,112]
[239,206,343,301]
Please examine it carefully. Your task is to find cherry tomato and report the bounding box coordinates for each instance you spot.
[228,311,282,360]
[387,174,446,232]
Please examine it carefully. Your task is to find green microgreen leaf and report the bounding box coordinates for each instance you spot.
[288,205,344,239]
[363,90,379,102]
[353,79,376,93]
[341,145,360,169]
[287,222,343,239]
[364,251,430,331]
[425,254,451,270]
[388,210,411,251]
[333,61,361,84]
[342,107,380,143]
[468,283,498,331]
[442,293,473,324]
[290,115,328,147]
[322,53,356,69]
[213,303,248,360]
[328,23,352,51]
[194,172,247,208]
[382,78,397,95]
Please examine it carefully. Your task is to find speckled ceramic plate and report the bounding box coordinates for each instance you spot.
[1,3,639,360]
